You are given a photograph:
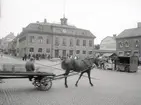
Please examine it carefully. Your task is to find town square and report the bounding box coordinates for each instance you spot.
[1,0,141,105]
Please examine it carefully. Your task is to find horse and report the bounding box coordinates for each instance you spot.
[61,56,98,88]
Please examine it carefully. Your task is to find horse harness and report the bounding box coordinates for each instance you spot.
[82,59,93,70]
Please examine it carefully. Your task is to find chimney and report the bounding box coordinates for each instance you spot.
[60,17,68,25]
[137,22,141,28]
[44,19,47,23]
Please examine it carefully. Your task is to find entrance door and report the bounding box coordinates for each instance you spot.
[130,56,138,72]
[55,50,59,58]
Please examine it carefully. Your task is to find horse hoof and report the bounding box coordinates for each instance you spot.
[65,86,68,88]
[75,84,78,87]
[91,84,94,87]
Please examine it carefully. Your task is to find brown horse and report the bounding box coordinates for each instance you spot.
[61,57,98,88]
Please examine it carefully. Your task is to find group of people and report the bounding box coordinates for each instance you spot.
[22,53,51,61]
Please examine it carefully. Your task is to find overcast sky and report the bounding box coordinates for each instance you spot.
[0,0,141,44]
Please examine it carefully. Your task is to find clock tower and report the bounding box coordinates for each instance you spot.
[60,17,68,25]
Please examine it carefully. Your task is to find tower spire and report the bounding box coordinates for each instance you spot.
[63,0,66,18]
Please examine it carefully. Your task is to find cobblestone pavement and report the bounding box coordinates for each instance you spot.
[0,55,141,105]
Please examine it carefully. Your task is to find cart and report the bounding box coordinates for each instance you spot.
[116,56,138,72]
[0,71,56,91]
[0,63,80,91]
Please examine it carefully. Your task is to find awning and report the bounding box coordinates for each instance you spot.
[102,53,114,57]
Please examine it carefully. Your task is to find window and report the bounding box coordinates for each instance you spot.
[76,50,80,54]
[83,50,86,54]
[83,40,86,46]
[70,39,73,46]
[46,38,49,44]
[38,36,43,43]
[89,40,92,47]
[69,50,73,55]
[29,47,34,52]
[19,37,26,42]
[55,37,59,46]
[38,48,42,52]
[29,36,34,43]
[46,48,50,53]
[62,38,66,46]
[135,40,139,48]
[76,39,80,46]
[62,50,66,56]
[89,51,92,54]
[125,40,129,47]
[119,42,123,48]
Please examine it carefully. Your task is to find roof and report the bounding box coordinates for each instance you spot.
[100,36,115,44]
[22,21,95,38]
[116,27,141,39]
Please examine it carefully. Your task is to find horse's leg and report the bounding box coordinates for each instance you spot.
[75,71,85,87]
[87,70,93,86]
[64,70,70,88]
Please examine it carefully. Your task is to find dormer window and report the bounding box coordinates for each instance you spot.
[135,40,139,48]
[125,40,129,47]
[119,42,123,48]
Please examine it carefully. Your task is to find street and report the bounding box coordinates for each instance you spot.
[0,55,141,105]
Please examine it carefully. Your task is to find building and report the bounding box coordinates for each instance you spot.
[116,22,141,57]
[12,17,95,58]
[0,32,15,53]
[94,35,116,56]
[100,35,116,51]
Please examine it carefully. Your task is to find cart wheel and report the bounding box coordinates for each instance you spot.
[38,77,52,91]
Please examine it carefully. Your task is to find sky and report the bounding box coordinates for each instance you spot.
[0,0,141,44]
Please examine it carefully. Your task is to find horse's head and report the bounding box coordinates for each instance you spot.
[84,57,98,69]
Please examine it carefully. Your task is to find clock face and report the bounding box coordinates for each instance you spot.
[62,29,67,33]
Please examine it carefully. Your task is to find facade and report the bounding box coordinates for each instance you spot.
[100,35,116,51]
[116,22,141,57]
[11,17,95,58]
[94,35,116,56]
[0,32,15,53]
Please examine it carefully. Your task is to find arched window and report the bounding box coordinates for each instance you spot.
[83,40,86,46]
[38,36,43,43]
[119,42,123,48]
[76,39,80,46]
[125,40,129,47]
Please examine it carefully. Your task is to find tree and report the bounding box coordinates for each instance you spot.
[94,44,100,50]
